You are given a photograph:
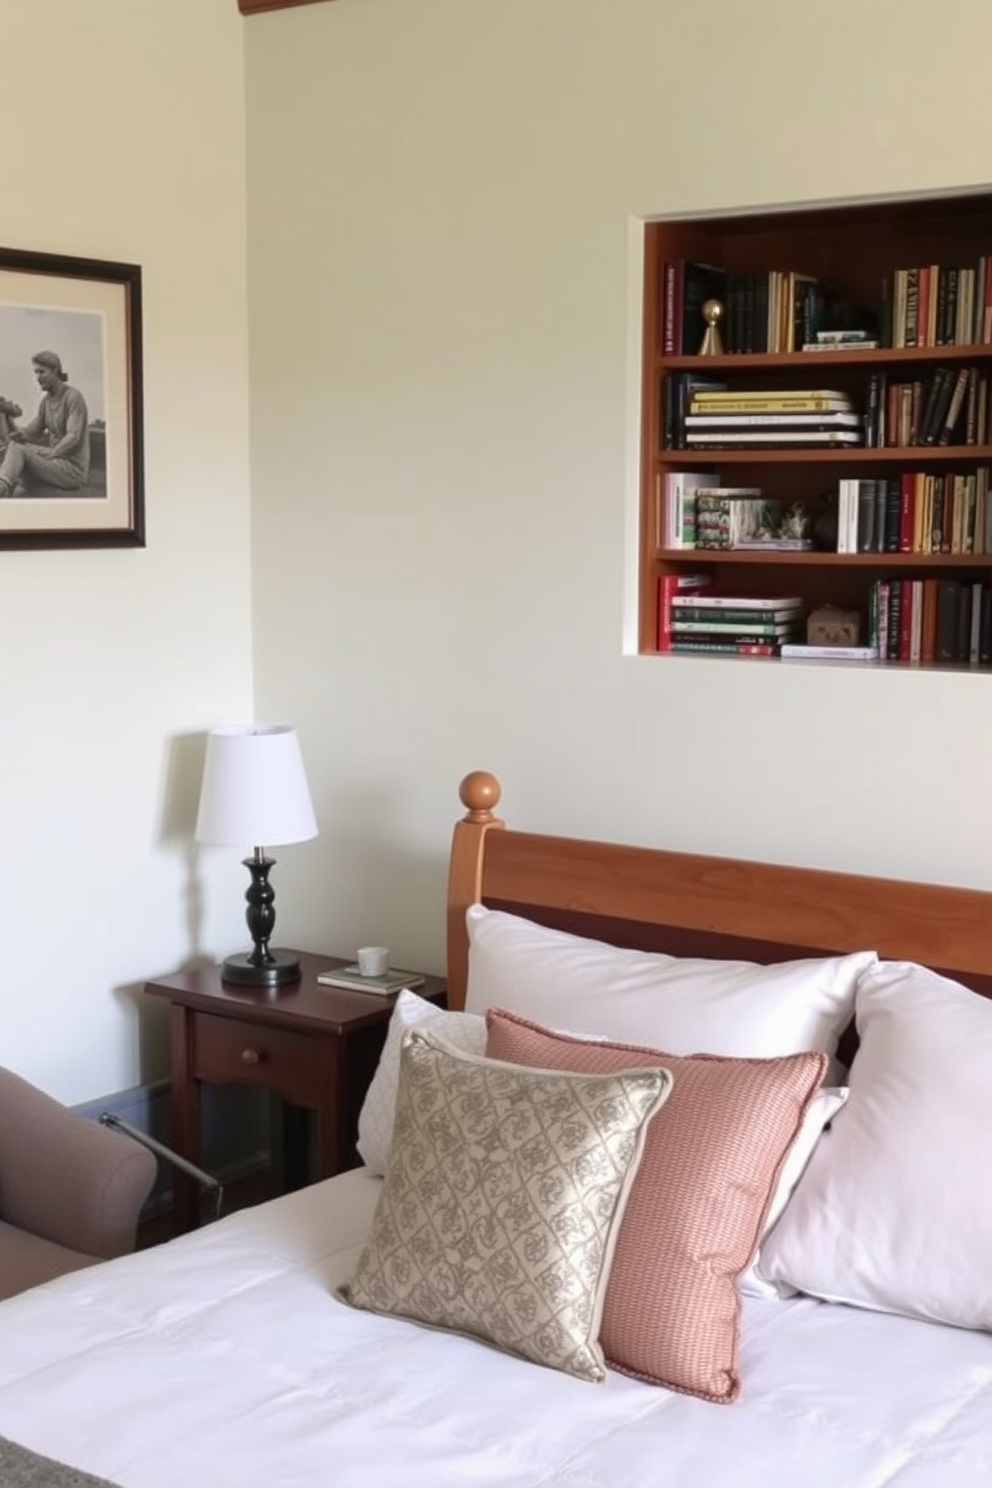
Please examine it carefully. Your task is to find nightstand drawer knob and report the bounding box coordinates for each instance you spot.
[241,1048,262,1066]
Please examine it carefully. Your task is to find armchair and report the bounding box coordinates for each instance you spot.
[0,1065,157,1302]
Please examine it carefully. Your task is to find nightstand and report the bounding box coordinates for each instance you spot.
[144,951,446,1233]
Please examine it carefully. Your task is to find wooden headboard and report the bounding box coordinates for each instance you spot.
[445,769,992,1012]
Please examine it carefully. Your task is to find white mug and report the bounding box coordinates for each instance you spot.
[357,946,390,978]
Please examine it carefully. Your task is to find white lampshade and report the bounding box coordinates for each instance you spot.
[195,724,318,849]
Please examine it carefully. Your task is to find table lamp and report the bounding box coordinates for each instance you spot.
[195,723,318,986]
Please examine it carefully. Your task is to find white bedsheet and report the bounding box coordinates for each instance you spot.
[0,1168,990,1487]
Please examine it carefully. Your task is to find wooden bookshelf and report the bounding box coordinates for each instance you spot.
[640,191,992,666]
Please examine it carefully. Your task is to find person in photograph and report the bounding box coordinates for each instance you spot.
[0,351,90,498]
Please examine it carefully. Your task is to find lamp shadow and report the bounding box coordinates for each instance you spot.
[158,729,212,972]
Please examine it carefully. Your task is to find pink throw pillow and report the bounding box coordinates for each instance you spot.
[485,1008,826,1403]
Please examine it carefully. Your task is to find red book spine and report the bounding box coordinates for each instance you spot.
[899,472,915,552]
[658,573,710,651]
[663,262,683,357]
[658,574,677,651]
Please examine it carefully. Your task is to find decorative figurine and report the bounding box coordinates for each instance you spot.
[779,503,811,541]
[698,298,725,356]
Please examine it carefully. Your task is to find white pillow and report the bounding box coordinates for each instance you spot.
[760,960,992,1331]
[738,1085,849,1299]
[356,989,487,1175]
[465,904,875,1066]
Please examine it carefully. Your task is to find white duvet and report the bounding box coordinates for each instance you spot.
[0,1169,990,1487]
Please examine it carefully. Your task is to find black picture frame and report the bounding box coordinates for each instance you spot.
[0,246,144,549]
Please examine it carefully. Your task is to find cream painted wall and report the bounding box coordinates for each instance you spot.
[2,0,256,1102]
[244,0,992,982]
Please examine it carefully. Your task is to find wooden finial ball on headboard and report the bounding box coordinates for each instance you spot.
[459,770,502,822]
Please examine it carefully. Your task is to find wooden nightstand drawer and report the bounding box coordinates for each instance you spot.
[192,1013,326,1107]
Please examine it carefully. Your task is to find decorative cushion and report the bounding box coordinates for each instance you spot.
[339,1028,672,1384]
[356,990,487,1176]
[485,1008,827,1402]
[466,904,874,1068]
[739,1085,849,1300]
[759,961,992,1331]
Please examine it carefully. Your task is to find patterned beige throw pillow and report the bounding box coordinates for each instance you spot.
[338,1028,672,1383]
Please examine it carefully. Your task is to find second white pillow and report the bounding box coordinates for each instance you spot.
[356,988,487,1175]
[466,904,874,1066]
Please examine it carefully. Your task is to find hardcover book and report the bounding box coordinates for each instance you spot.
[316,965,426,995]
[780,645,879,662]
[686,429,864,447]
[671,619,800,637]
[669,593,803,611]
[690,387,850,404]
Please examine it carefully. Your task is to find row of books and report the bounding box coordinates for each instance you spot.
[662,262,835,355]
[838,471,992,556]
[660,257,992,361]
[887,262,992,350]
[659,469,992,556]
[655,573,992,666]
[864,366,989,449]
[868,577,991,665]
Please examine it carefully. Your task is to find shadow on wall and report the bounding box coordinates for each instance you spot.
[157,730,214,972]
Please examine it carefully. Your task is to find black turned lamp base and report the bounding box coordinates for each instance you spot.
[220,948,302,988]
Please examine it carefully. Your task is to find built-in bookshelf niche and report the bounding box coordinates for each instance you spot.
[640,190,992,670]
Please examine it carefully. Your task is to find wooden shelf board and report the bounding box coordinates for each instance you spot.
[656,445,992,465]
[655,549,992,568]
[659,344,992,372]
[651,652,988,674]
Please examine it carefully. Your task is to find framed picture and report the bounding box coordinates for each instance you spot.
[0,246,144,549]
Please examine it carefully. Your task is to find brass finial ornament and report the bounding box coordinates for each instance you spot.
[698,298,725,356]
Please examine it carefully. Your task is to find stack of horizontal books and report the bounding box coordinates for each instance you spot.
[801,329,880,352]
[684,388,864,449]
[667,594,804,656]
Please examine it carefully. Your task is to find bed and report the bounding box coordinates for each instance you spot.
[1,768,990,1487]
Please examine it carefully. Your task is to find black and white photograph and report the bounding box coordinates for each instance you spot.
[0,247,143,548]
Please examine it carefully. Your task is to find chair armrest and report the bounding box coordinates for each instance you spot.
[100,1114,224,1223]
[0,1067,156,1259]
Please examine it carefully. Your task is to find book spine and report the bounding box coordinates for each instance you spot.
[865,373,883,448]
[671,607,801,625]
[685,413,861,428]
[936,366,970,444]
[663,261,682,357]
[687,399,850,414]
[780,645,879,661]
[887,580,902,658]
[668,640,777,655]
[670,621,798,636]
[670,594,803,611]
[884,477,901,552]
[657,573,711,652]
[815,329,873,343]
